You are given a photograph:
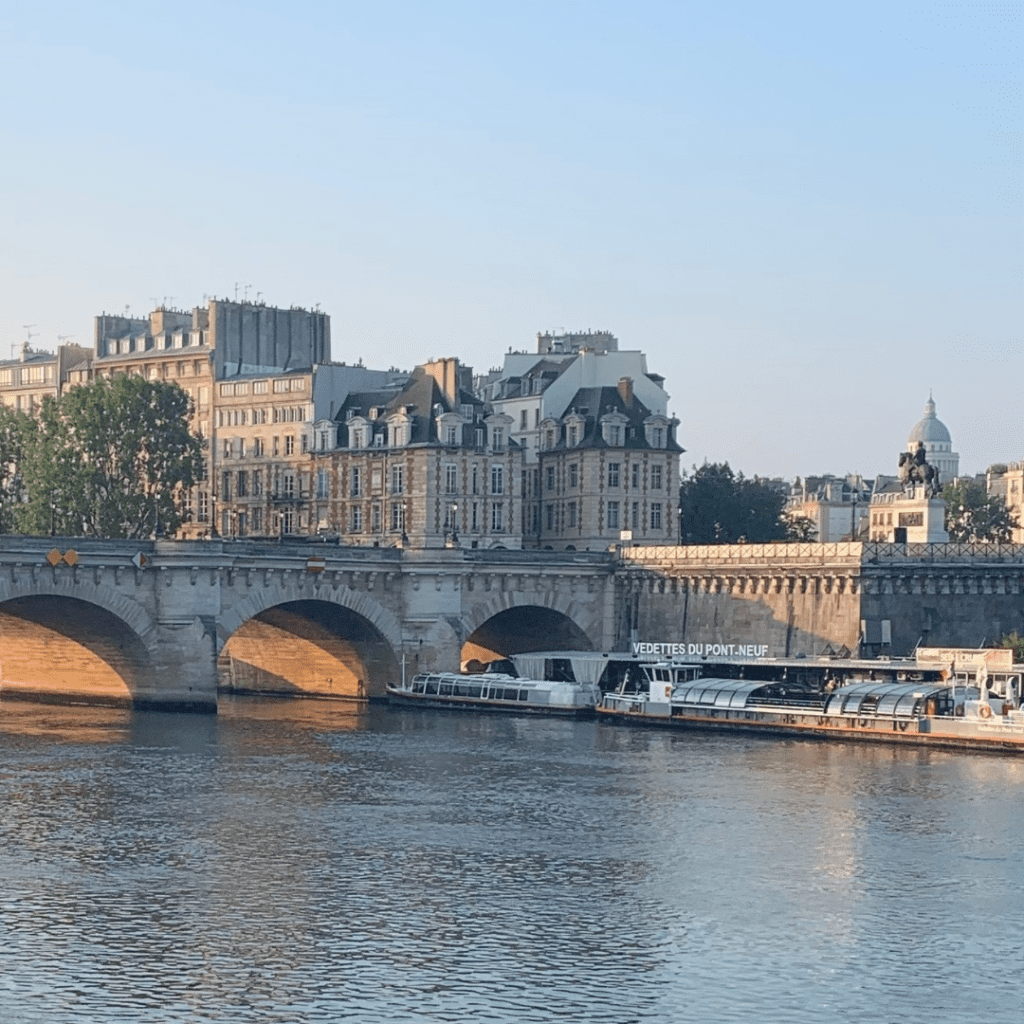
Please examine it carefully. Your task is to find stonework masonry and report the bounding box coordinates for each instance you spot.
[2,537,1022,712]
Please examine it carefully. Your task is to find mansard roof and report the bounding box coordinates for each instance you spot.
[334,366,484,447]
[548,386,683,452]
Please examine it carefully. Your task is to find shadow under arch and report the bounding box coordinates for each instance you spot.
[219,599,400,701]
[461,604,595,669]
[0,595,154,707]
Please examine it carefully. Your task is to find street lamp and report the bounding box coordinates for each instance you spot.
[448,501,459,547]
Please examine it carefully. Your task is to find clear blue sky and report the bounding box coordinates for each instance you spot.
[1,1,1019,478]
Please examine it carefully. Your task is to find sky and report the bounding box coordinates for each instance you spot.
[1,1,1019,479]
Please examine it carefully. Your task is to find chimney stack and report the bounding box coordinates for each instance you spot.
[617,376,634,408]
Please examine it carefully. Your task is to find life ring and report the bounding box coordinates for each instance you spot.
[978,704,992,719]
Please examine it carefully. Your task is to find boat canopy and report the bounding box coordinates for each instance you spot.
[511,651,631,686]
[670,677,776,709]
[823,681,954,718]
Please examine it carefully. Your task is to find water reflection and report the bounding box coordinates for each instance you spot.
[2,700,1024,1023]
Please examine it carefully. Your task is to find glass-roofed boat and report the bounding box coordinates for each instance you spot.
[597,648,1024,754]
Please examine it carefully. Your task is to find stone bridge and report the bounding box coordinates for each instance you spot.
[3,537,1022,712]
[0,537,618,711]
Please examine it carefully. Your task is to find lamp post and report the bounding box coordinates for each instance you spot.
[448,501,459,547]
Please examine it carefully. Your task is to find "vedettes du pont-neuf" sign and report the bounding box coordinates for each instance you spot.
[631,641,771,658]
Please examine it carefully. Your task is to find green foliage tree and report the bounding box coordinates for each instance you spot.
[14,376,204,538]
[994,631,1024,662]
[0,404,31,533]
[782,512,819,541]
[942,479,1018,543]
[678,462,793,544]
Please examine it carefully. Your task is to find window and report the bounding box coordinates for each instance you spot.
[490,503,504,532]
[253,438,264,457]
[471,502,479,531]
[471,464,479,494]
[273,379,289,393]
[238,438,246,458]
[220,383,234,397]
[651,503,663,529]
[608,462,620,488]
[545,429,555,450]
[253,380,268,394]
[350,506,363,532]
[282,473,296,498]
[446,425,458,446]
[320,430,329,451]
[444,464,458,494]
[545,504,555,531]
[237,512,247,537]
[301,434,309,454]
[567,501,577,528]
[631,463,640,489]
[390,502,405,532]
[475,428,485,449]
[631,501,640,529]
[198,491,209,523]
[237,471,248,497]
[606,425,622,446]
[272,436,280,456]
[651,464,663,490]
[350,467,361,497]
[491,428,504,452]
[607,500,620,529]
[569,463,578,489]
[252,507,262,532]
[253,470,263,496]
[652,427,664,448]
[285,435,295,456]
[391,465,404,494]
[283,510,295,534]
[546,465,555,491]
[350,428,364,449]
[490,465,504,495]
[317,468,329,498]
[371,503,382,532]
[568,425,578,446]
[222,439,232,459]
[520,409,528,430]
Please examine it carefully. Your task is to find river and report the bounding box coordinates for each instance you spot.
[2,696,1022,1024]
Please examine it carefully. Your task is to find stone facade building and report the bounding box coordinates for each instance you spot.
[314,358,521,549]
[786,474,871,542]
[0,342,92,412]
[534,377,682,550]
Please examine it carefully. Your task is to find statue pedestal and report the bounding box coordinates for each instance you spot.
[870,488,948,543]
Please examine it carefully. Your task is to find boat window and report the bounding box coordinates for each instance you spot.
[425,679,438,694]
[412,680,425,693]
[517,690,528,701]
[467,684,482,699]
[439,682,452,696]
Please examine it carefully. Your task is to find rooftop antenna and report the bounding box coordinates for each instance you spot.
[163,296,175,308]
[57,334,75,344]
[256,291,263,303]
[234,282,240,301]
[124,304,132,318]
[22,324,37,343]
[150,297,160,310]
[243,284,252,302]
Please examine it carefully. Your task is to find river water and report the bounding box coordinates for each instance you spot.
[1,696,1022,1024]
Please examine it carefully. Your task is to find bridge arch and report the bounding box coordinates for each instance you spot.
[461,591,598,668]
[0,581,157,706]
[218,586,402,700]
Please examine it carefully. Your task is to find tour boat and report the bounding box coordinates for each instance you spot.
[596,649,1024,754]
[386,671,600,717]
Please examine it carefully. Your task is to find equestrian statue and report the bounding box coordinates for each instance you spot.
[898,442,941,497]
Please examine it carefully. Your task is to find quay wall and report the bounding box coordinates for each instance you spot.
[620,543,1024,658]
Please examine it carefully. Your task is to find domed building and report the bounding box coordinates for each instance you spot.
[908,395,959,480]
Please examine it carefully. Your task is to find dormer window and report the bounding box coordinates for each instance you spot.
[350,428,365,449]
[446,425,458,446]
[491,427,504,452]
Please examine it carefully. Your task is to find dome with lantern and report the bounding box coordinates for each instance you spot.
[907,395,959,480]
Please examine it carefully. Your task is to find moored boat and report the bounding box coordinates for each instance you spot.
[597,648,1024,754]
[387,671,600,717]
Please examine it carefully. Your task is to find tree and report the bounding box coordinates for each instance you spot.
[942,479,1018,543]
[783,512,818,541]
[0,404,31,533]
[678,462,792,544]
[994,632,1024,662]
[14,376,204,538]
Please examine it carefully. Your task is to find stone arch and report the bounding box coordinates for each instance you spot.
[0,581,157,707]
[218,585,402,700]
[461,590,599,667]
